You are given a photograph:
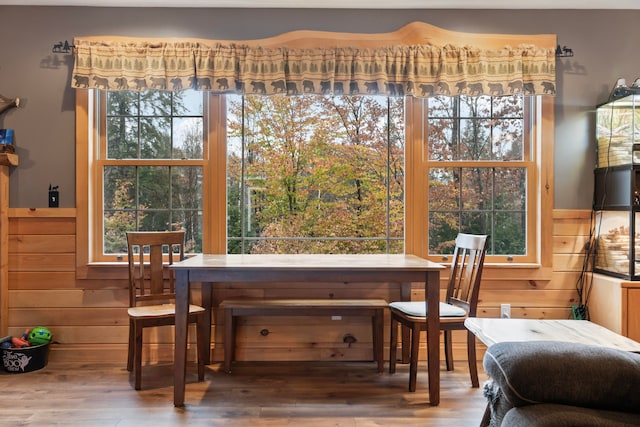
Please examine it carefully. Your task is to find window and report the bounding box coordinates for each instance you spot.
[92,90,207,260]
[424,95,536,261]
[79,90,550,265]
[226,94,405,254]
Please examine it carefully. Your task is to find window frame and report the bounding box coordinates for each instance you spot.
[420,95,537,263]
[404,96,553,266]
[76,91,553,274]
[95,90,211,260]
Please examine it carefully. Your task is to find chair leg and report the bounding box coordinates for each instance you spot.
[389,316,398,374]
[479,401,492,427]
[127,318,134,372]
[401,323,411,364]
[408,322,420,393]
[444,330,454,371]
[196,314,208,382]
[134,322,143,390]
[467,330,479,388]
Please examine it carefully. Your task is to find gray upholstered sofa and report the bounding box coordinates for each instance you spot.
[480,340,640,427]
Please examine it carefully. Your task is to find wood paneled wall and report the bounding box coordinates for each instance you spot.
[5,208,591,364]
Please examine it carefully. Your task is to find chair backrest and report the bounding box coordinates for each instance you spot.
[126,231,185,308]
[445,233,489,316]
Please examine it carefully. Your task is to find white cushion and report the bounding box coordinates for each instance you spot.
[389,301,467,318]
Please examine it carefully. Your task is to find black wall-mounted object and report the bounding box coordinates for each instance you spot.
[48,184,59,208]
[52,40,74,54]
[555,45,574,58]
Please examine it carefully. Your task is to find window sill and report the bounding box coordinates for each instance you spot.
[77,261,128,280]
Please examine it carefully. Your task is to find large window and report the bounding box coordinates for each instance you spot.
[226,94,405,254]
[82,90,548,264]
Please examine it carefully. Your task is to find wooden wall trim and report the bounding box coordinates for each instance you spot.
[75,89,91,273]
[539,96,555,268]
[553,209,592,219]
[8,208,76,218]
[0,161,11,335]
[5,208,592,363]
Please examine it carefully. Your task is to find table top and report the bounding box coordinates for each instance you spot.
[172,253,444,271]
[464,318,640,352]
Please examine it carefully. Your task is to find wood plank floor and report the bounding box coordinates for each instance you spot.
[1,359,489,426]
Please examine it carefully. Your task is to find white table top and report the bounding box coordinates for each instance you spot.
[464,318,640,352]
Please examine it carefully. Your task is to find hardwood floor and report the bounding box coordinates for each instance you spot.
[1,359,488,426]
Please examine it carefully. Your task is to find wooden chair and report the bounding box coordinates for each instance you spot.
[389,233,488,392]
[126,231,208,390]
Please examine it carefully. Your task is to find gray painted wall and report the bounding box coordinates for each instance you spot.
[0,6,637,209]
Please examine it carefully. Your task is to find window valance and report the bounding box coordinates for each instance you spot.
[71,21,556,97]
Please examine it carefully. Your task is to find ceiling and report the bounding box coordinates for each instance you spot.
[1,0,639,8]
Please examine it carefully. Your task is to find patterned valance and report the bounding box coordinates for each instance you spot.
[71,21,556,97]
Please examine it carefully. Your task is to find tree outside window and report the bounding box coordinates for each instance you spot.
[226,95,405,255]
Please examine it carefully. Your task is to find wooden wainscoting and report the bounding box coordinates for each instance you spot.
[4,208,592,365]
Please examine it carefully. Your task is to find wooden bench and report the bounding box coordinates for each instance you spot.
[219,298,388,374]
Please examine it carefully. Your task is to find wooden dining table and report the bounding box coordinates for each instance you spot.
[171,253,444,407]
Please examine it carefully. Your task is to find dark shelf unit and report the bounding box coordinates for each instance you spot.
[593,95,640,280]
[593,163,640,280]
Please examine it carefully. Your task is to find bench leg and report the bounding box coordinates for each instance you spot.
[400,282,411,364]
[372,309,384,373]
[224,309,235,373]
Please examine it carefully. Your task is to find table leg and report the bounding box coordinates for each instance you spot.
[426,270,440,406]
[174,270,189,407]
